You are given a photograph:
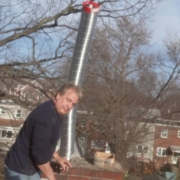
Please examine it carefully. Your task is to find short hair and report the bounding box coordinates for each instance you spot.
[56,82,83,100]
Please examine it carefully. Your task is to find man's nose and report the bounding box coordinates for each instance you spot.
[68,103,73,109]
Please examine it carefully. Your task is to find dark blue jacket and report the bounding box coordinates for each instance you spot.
[5,100,62,175]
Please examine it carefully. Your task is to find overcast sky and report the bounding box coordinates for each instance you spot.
[151,0,180,48]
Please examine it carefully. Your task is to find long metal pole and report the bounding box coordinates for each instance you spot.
[60,1,100,160]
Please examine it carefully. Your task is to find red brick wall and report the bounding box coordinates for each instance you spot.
[43,167,124,180]
[154,125,180,169]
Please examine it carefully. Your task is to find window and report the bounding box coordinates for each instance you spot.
[177,130,180,138]
[137,145,148,154]
[143,147,148,154]
[15,110,21,118]
[0,108,5,114]
[157,147,166,157]
[1,130,6,138]
[171,155,179,164]
[161,129,168,138]
[137,145,142,153]
[1,129,13,139]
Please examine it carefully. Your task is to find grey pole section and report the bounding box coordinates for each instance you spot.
[60,1,100,160]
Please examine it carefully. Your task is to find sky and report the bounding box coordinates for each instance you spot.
[151,0,180,48]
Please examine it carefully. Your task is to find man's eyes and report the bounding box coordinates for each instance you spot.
[66,97,76,106]
[67,98,71,102]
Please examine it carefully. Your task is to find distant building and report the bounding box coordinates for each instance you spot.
[0,102,30,120]
[77,107,180,171]
[154,119,180,169]
[0,119,24,150]
[0,80,47,150]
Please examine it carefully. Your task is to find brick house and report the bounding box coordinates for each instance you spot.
[129,119,180,170]
[154,119,180,169]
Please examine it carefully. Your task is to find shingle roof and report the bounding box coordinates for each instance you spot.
[0,119,24,127]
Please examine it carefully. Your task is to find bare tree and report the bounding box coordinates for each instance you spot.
[76,17,155,163]
[0,0,161,108]
[0,0,166,173]
[76,16,180,168]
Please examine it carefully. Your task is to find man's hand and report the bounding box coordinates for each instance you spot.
[57,156,72,171]
[53,152,72,171]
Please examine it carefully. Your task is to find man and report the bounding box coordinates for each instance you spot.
[4,82,82,180]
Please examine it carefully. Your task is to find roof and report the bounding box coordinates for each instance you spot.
[0,119,24,127]
[170,145,180,153]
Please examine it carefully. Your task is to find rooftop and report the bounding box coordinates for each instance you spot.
[0,119,24,127]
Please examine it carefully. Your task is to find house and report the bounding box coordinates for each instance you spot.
[127,118,180,171]
[1,79,49,105]
[133,122,155,163]
[0,79,51,122]
[125,108,161,164]
[128,118,180,170]
[76,113,156,162]
[0,80,48,150]
[0,102,30,120]
[76,107,180,173]
[153,119,180,169]
[0,119,24,150]
[14,80,47,103]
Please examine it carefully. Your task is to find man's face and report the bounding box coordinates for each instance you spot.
[54,89,79,115]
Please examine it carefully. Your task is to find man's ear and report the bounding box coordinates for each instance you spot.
[56,92,62,100]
